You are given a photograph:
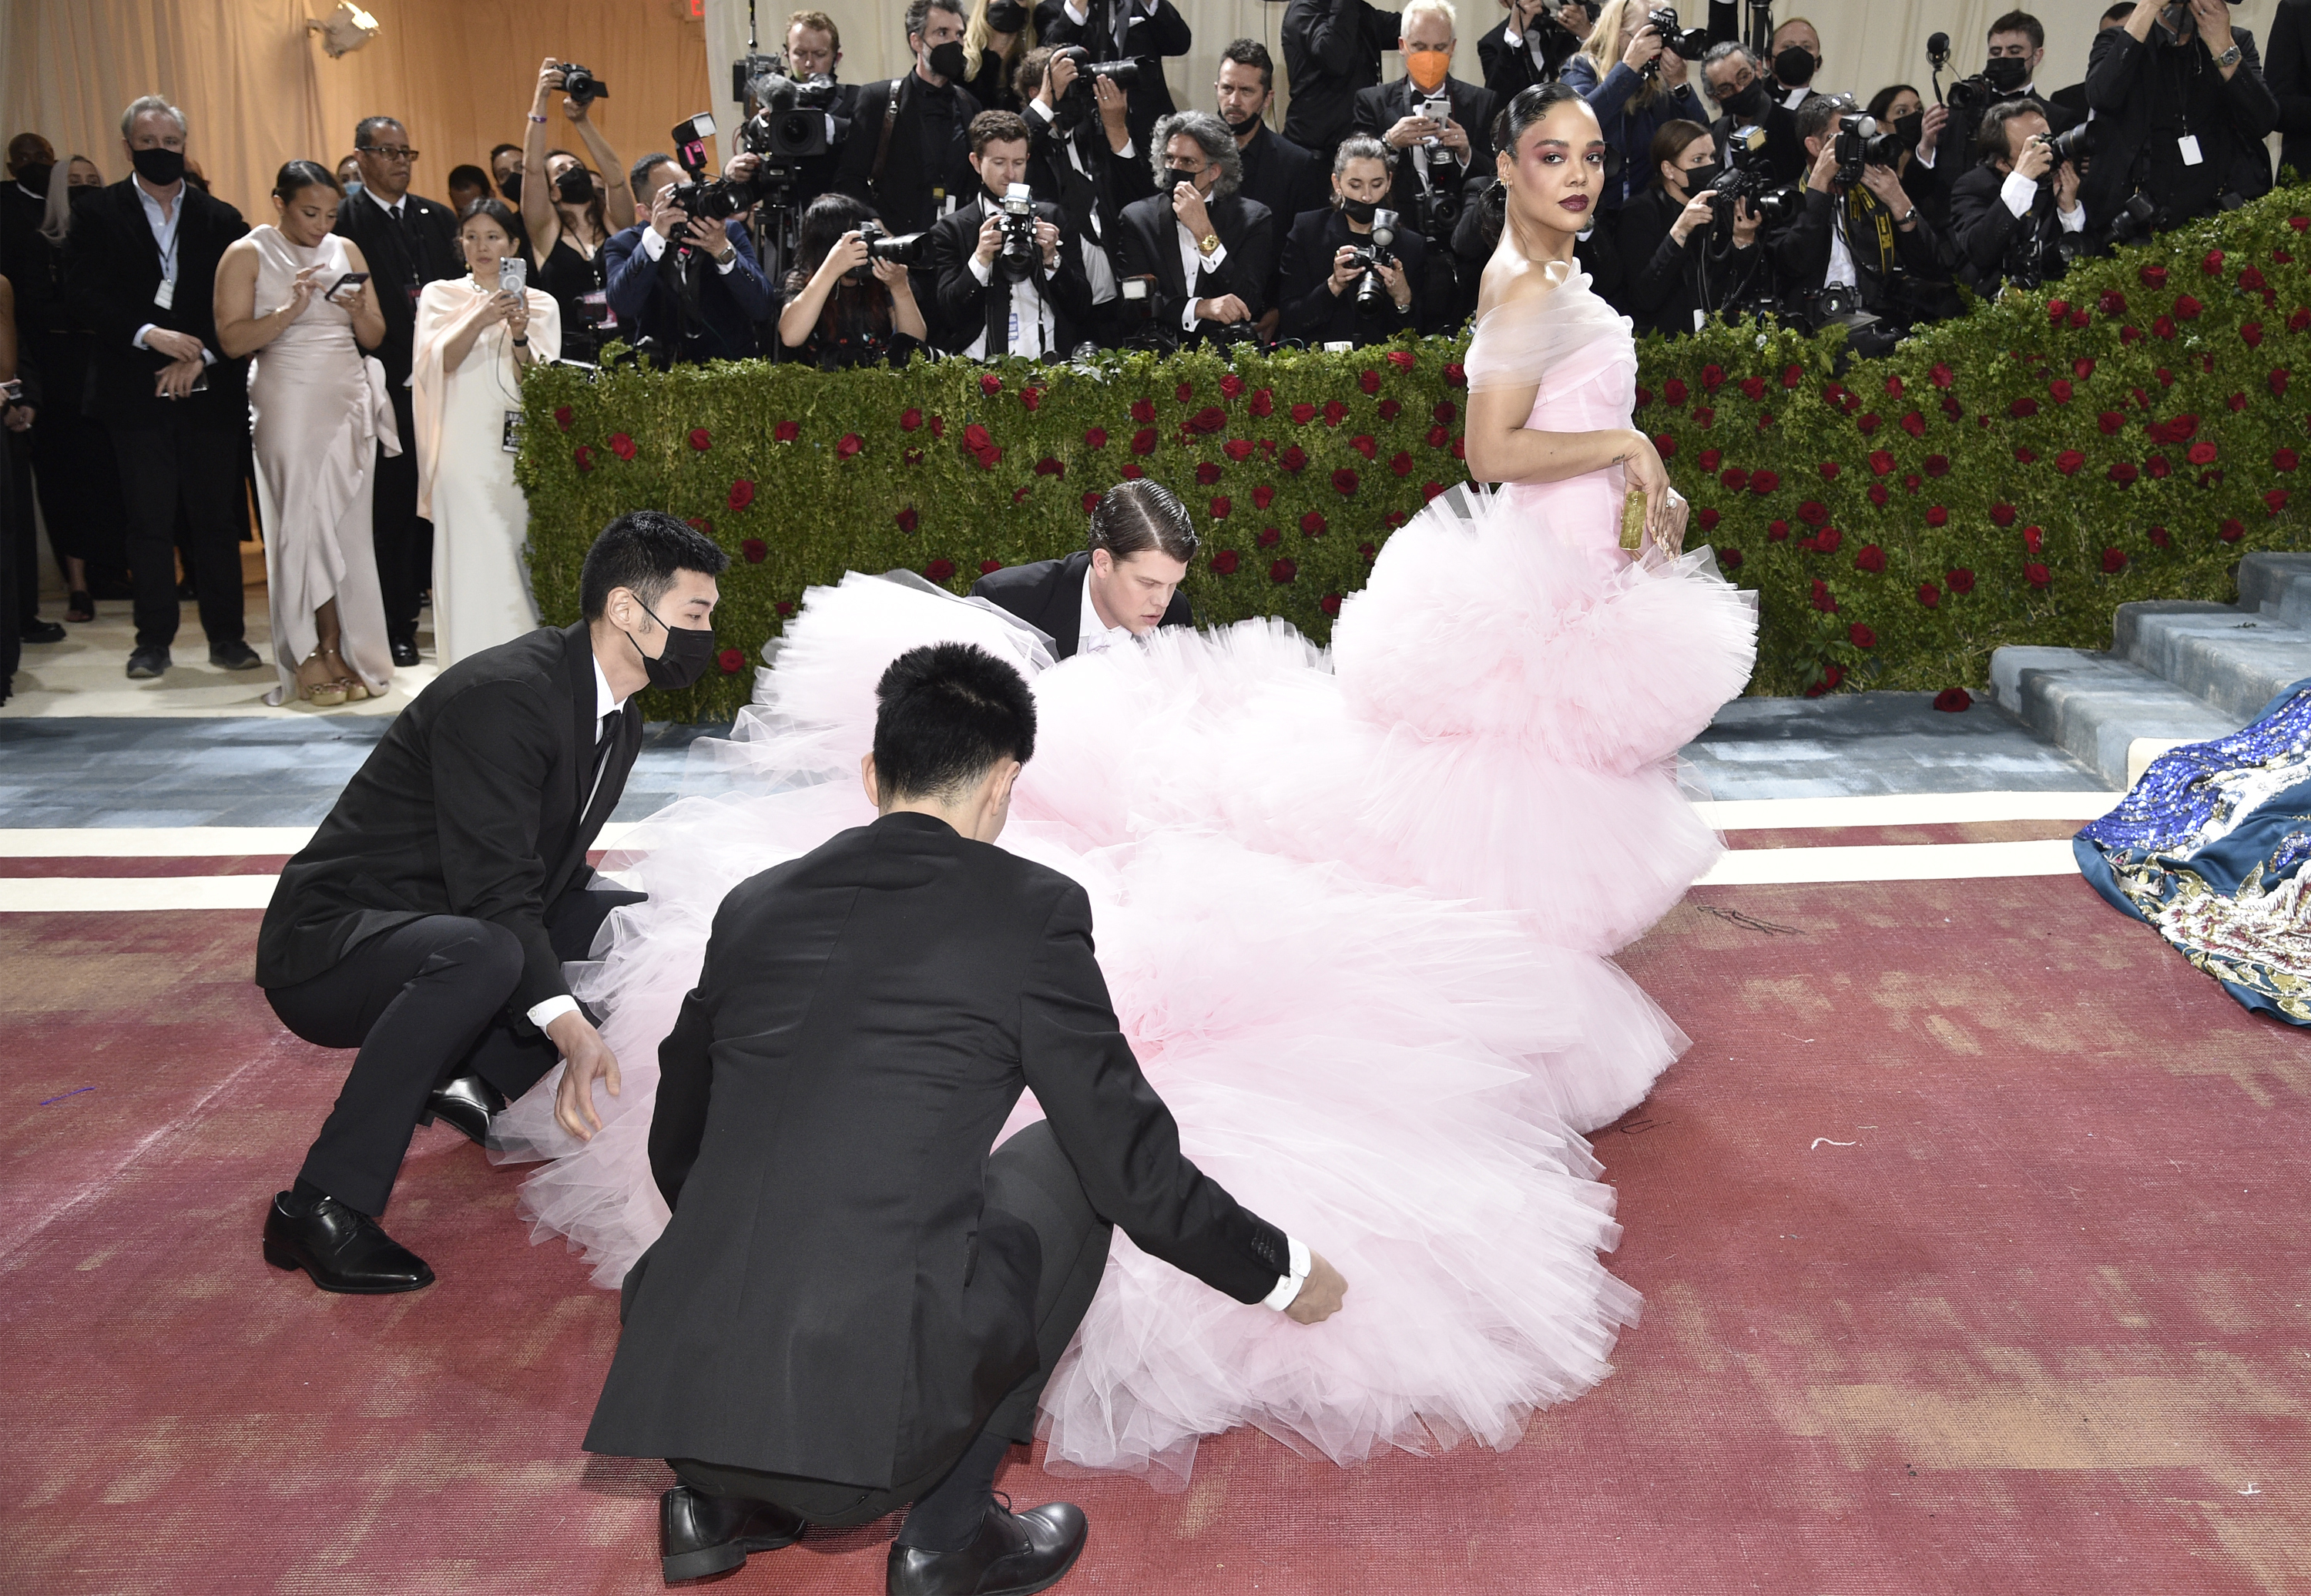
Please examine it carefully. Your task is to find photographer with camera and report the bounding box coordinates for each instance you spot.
[1219,39,1328,338]
[1700,42,1805,184]
[1033,0,1192,149]
[1560,2,1710,216]
[2054,7,2144,126]
[773,12,861,213]
[1947,102,2085,298]
[1017,45,1153,347]
[835,0,984,235]
[518,59,639,365]
[773,193,930,367]
[1613,119,1765,337]
[1283,0,1405,167]
[2081,0,2276,241]
[1479,0,1598,99]
[1352,0,1494,330]
[1863,85,1950,231]
[1772,94,1956,345]
[926,110,1092,358]
[603,154,770,366]
[1113,112,1276,347]
[1277,136,1423,345]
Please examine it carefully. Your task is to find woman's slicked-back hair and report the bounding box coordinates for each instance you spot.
[871,642,1038,800]
[579,510,731,619]
[1088,478,1199,564]
[1493,80,1585,161]
[273,159,341,201]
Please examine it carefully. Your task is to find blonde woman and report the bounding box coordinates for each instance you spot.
[962,0,1035,112]
[1557,0,1707,213]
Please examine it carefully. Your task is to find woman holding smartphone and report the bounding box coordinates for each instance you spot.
[215,160,394,708]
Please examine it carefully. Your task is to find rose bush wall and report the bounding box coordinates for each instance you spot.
[520,186,2311,721]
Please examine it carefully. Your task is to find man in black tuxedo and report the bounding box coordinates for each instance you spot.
[257,514,729,1295]
[61,97,255,681]
[1772,95,1958,333]
[1282,0,1405,166]
[1477,0,1593,100]
[334,116,461,666]
[835,0,984,235]
[586,640,1344,1589]
[971,478,1196,659]
[1032,0,1193,149]
[1217,39,1328,338]
[1112,112,1276,347]
[1947,99,2088,297]
[1353,2,1497,331]
[2051,4,2151,126]
[1979,11,2082,136]
[2081,0,2278,235]
[1017,46,1155,347]
[603,154,771,366]
[927,111,1094,359]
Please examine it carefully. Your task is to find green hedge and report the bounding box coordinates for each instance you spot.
[519,185,2311,719]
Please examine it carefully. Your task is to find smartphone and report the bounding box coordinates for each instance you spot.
[498,256,528,296]
[326,270,370,300]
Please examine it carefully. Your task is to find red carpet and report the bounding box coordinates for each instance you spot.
[4,876,2308,1594]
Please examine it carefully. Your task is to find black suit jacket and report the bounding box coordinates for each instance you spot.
[331,187,461,388]
[1021,99,1156,268]
[1770,183,1954,322]
[835,75,984,235]
[1613,182,1764,337]
[1352,75,1498,230]
[1236,123,1329,317]
[970,548,1192,658]
[926,194,1095,357]
[60,179,250,431]
[1477,15,1578,102]
[1947,162,2075,297]
[256,624,639,1012]
[586,812,1286,1487]
[2268,0,2311,180]
[1112,190,1276,343]
[2081,23,2277,229]
[1031,0,1192,149]
[1282,0,1405,160]
[602,220,770,365]
[1712,105,1806,187]
[1276,206,1425,345]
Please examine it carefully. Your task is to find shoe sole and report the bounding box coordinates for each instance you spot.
[263,1239,436,1294]
[1004,1535,1087,1596]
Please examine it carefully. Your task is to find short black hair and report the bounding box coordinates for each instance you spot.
[1974,96,2048,162]
[447,163,491,192]
[1987,10,2044,50]
[1794,92,1853,146]
[2100,2,2134,18]
[457,195,522,240]
[353,116,405,149]
[489,142,522,161]
[1088,478,1199,563]
[631,152,682,199]
[1219,39,1275,93]
[580,510,730,620]
[871,642,1038,800]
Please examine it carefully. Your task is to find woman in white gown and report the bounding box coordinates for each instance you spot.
[411,196,559,666]
[495,82,1756,1487]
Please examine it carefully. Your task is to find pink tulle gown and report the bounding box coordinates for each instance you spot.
[491,261,1757,1487]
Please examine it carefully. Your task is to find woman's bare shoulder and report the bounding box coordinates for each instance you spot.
[1475,250,1562,323]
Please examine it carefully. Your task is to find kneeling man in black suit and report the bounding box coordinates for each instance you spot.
[256,512,730,1294]
[969,478,1197,660]
[585,642,1347,1592]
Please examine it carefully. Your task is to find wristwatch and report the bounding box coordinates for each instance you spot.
[1199,232,1220,255]
[713,246,736,266]
[2215,44,2242,69]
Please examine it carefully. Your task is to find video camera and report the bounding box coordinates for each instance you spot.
[1344,208,1402,310]
[555,62,608,109]
[851,220,928,283]
[740,58,842,159]
[1640,7,1712,79]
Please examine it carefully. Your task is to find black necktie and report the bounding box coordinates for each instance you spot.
[589,709,620,799]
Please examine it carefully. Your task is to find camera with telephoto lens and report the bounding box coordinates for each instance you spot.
[1640,8,1712,78]
[555,62,608,109]
[2107,190,2158,246]
[670,174,755,222]
[740,55,840,159]
[2044,120,2093,171]
[997,183,1040,277]
[1345,208,1400,310]
[1049,45,1141,126]
[850,221,928,283]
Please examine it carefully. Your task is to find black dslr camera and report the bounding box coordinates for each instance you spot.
[555,62,608,109]
[851,221,928,283]
[1048,45,1140,128]
[1714,125,1803,228]
[1830,109,1884,186]
[1346,208,1402,310]
[996,184,1041,277]
[1640,7,1712,78]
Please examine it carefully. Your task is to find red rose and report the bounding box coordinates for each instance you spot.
[727,478,753,509]
[554,405,574,431]
[1868,449,1894,475]
[1253,484,1276,509]
[2268,489,2292,516]
[894,507,919,532]
[1810,578,1836,613]
[1699,364,1725,391]
[2141,264,2169,288]
[574,444,595,472]
[1223,438,1255,463]
[1082,491,1102,513]
[901,408,924,432]
[1189,405,1228,434]
[1427,424,1451,448]
[2174,294,2203,320]
[1120,463,1144,480]
[1220,374,1246,399]
[2242,322,2266,347]
[959,420,990,449]
[1857,412,1883,434]
[2008,397,2039,419]
[1195,461,1223,486]
[1918,582,1941,609]
[1320,592,1343,618]
[1697,506,1721,532]
[2276,448,2300,472]
[1947,567,1976,594]
[2100,547,2128,574]
[1783,364,1804,389]
[1386,350,1417,371]
[2046,300,2069,323]
[1989,503,2017,527]
[2098,411,2126,436]
[1869,483,1890,507]
[1854,544,1887,574]
[1816,527,1843,554]
[2228,392,2249,412]
[1798,500,1830,526]
[2110,461,2140,485]
[2098,290,2126,316]
[1750,469,1780,495]
[1806,664,1846,698]
[2055,449,2086,475]
[1653,433,1678,459]
[1663,378,1689,405]
[1421,481,1445,501]
[1323,401,1347,426]
[741,538,766,563]
[928,414,944,438]
[1391,450,1414,477]
[1082,427,1109,451]
[1021,387,1042,412]
[1849,623,1877,648]
[1819,461,1840,480]
[1741,376,1766,401]
[926,558,957,582]
[1301,511,1327,536]
[1903,474,1920,493]
[904,448,924,466]
[681,426,711,454]
[2221,518,2246,542]
[2153,317,2177,340]
[1635,385,1655,410]
[1270,557,1299,584]
[1721,467,1750,491]
[1212,549,1240,575]
[2188,441,2218,466]
[1694,447,1720,472]
[1377,399,1402,421]
[1176,381,1194,403]
[972,558,1001,576]
[1249,387,1275,417]
[1290,402,1317,425]
[607,432,636,460]
[1129,398,1156,423]
[775,600,795,618]
[774,420,800,442]
[2202,249,2225,276]
[1900,411,1926,439]
[1693,406,1716,428]
[2014,448,2038,464]
[2148,453,2172,479]
[1359,368,1382,394]
[1926,505,1948,527]
[2162,413,2199,442]
[2048,380,2073,404]
[2293,308,2311,332]
[1131,428,1158,455]
[2296,216,2311,230]
[1209,496,1232,519]
[1349,433,1378,460]
[1768,520,1790,540]
[1280,444,1308,474]
[717,647,744,675]
[979,374,1003,397]
[1431,401,1458,425]
[1331,467,1360,496]
[837,432,863,460]
[1934,687,1972,712]
[1443,362,1467,387]
[2023,525,2044,553]
[1942,395,1963,421]
[2023,562,2051,587]
[1719,547,1743,570]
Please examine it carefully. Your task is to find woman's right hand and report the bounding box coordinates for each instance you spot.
[1329,244,1364,294]
[1621,429,1675,548]
[284,266,322,318]
[822,230,870,282]
[1669,189,1716,246]
[534,56,565,112]
[477,290,516,327]
[1621,25,1664,73]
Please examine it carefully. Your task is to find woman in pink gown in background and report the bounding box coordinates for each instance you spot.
[493,82,1756,1487]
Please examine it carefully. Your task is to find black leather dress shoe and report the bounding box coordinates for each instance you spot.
[262,1192,434,1293]
[210,640,263,670]
[422,1074,508,1146]
[660,1487,805,1582]
[887,1502,1088,1596]
[126,645,170,679]
[22,617,65,644]
[391,639,421,667]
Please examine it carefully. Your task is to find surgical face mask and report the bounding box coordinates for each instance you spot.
[985,0,1028,31]
[1164,166,1202,189]
[1343,196,1378,223]
[1893,112,1924,149]
[1773,45,1816,86]
[130,146,186,186]
[1219,102,1262,133]
[555,166,595,205]
[629,597,717,691]
[1679,159,1720,192]
[926,40,968,82]
[1407,49,1451,93]
[1983,56,2031,93]
[1722,79,1769,119]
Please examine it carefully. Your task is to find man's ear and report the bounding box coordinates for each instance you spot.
[860,752,882,811]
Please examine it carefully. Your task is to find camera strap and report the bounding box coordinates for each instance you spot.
[870,77,905,190]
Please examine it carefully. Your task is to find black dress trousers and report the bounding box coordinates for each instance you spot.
[372,385,425,650]
[109,411,247,652]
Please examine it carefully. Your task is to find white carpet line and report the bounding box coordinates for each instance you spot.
[0,822,647,857]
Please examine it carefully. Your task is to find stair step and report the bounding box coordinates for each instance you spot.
[2239,552,2311,630]
[1987,647,2244,789]
[2112,600,2311,722]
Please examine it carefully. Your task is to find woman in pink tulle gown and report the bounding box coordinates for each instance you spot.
[493,81,1755,1487]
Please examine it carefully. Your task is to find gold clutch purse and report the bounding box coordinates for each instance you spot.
[1619,487,1649,552]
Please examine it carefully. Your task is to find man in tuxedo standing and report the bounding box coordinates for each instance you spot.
[62,97,257,681]
[1947,99,2086,297]
[927,111,1094,359]
[971,478,1196,659]
[1112,112,1276,347]
[334,116,461,667]
[782,10,861,213]
[1353,0,1497,331]
[1699,42,1805,186]
[1980,12,2082,136]
[1016,47,1154,347]
[586,641,1346,1590]
[257,513,728,1295]
[1032,0,1194,150]
[1283,0,1406,166]
[835,0,984,236]
[1216,39,1328,340]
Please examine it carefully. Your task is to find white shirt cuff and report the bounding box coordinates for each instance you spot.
[528,994,581,1030]
[2058,200,2085,232]
[969,253,995,287]
[1261,1235,1313,1310]
[1028,99,1056,127]
[2000,170,2038,219]
[133,322,157,350]
[1502,25,1523,45]
[1915,146,1936,169]
[639,226,669,261]
[1182,299,1202,331]
[713,249,739,274]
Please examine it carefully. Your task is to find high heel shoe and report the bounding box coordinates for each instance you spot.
[321,648,371,701]
[301,679,349,707]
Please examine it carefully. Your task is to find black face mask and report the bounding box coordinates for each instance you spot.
[1893,112,1924,149]
[985,0,1028,31]
[926,40,969,82]
[1220,104,1262,133]
[1982,56,2031,93]
[15,162,53,197]
[1343,196,1377,223]
[499,170,522,203]
[1773,45,1816,86]
[69,183,102,210]
[1163,166,1202,190]
[1722,79,1770,119]
[630,598,718,691]
[555,166,595,205]
[130,146,186,186]
[1678,159,1720,192]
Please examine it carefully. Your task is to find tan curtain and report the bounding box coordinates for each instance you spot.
[2,0,712,226]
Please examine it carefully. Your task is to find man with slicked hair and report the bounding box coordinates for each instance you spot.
[969,477,1197,658]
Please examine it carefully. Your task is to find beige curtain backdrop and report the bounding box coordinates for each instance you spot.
[0,0,713,225]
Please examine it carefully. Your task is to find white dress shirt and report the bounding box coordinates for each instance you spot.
[1076,566,1137,656]
[2001,169,2086,233]
[129,179,216,365]
[525,654,629,1031]
[637,223,742,275]
[964,244,1059,359]
[1024,99,1129,305]
[1175,217,1228,331]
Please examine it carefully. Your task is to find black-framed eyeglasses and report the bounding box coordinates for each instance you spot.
[360,145,421,161]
